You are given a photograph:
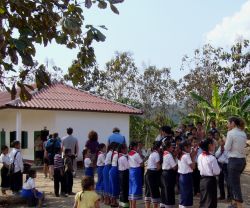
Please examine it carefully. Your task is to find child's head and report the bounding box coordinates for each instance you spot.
[81,176,94,191]
[200,138,215,154]
[118,144,127,154]
[1,145,8,154]
[214,132,221,140]
[64,148,71,156]
[98,143,106,152]
[196,122,203,129]
[129,141,138,151]
[191,137,199,147]
[162,141,173,153]
[151,141,161,152]
[207,131,214,139]
[219,138,225,146]
[55,147,61,154]
[12,140,20,149]
[180,140,191,153]
[28,169,37,179]
[83,149,90,158]
[53,132,58,139]
[191,127,197,136]
[175,136,182,145]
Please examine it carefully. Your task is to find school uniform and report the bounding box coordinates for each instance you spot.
[0,153,10,190]
[109,151,120,198]
[21,177,43,199]
[128,150,143,200]
[215,147,230,199]
[95,151,105,195]
[84,157,94,177]
[118,153,129,208]
[145,150,161,204]
[161,151,177,208]
[9,148,23,193]
[54,153,65,195]
[198,152,220,208]
[178,152,193,208]
[103,150,112,197]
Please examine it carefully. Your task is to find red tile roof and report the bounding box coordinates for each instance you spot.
[0,83,142,114]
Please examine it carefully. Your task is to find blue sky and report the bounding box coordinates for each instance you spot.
[35,0,249,80]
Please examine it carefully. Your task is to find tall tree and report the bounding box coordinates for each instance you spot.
[0,0,123,100]
[96,52,139,100]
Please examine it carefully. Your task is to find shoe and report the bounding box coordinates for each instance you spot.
[61,193,68,197]
[68,192,75,195]
[55,194,59,197]
[218,196,225,200]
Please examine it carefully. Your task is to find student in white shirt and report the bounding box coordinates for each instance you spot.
[95,143,106,199]
[83,149,93,177]
[0,145,10,194]
[102,142,115,205]
[21,169,44,207]
[118,144,129,208]
[9,140,24,194]
[225,117,247,208]
[177,140,196,208]
[128,141,143,208]
[215,138,230,200]
[145,141,161,208]
[109,143,120,207]
[161,141,177,208]
[198,138,220,208]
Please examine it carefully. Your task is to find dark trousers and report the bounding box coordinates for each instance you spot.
[192,164,200,195]
[161,169,176,206]
[218,163,231,199]
[10,171,22,192]
[145,170,161,203]
[54,168,65,195]
[228,158,246,203]
[64,170,73,194]
[200,176,217,208]
[1,166,10,189]
[119,170,129,207]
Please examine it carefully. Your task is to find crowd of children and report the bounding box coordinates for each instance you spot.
[79,122,232,208]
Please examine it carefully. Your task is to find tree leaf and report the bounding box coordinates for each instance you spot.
[11,83,17,100]
[85,0,92,8]
[241,98,250,112]
[110,3,119,14]
[98,1,107,9]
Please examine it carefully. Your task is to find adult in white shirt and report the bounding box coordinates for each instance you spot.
[198,139,220,208]
[9,140,24,193]
[225,117,247,208]
[0,145,11,194]
[61,127,79,175]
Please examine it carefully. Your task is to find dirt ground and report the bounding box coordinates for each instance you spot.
[1,155,250,208]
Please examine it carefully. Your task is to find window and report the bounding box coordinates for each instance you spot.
[10,131,16,147]
[21,131,28,149]
[0,130,6,147]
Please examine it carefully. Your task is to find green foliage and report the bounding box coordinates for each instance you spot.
[0,0,123,100]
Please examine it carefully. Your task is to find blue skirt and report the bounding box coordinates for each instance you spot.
[179,173,193,206]
[109,166,119,198]
[129,167,142,200]
[96,166,104,195]
[21,189,43,199]
[103,164,112,196]
[85,167,94,177]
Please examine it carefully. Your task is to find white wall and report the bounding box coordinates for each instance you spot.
[0,109,56,160]
[0,109,130,161]
[54,111,130,160]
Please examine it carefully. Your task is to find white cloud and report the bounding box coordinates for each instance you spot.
[205,1,250,46]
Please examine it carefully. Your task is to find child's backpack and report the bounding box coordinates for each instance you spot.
[45,139,56,154]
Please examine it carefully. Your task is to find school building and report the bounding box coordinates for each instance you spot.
[0,83,142,162]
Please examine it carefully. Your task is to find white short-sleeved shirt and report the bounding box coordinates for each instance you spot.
[0,154,10,165]
[128,150,143,168]
[84,158,92,168]
[105,151,113,165]
[178,153,193,174]
[198,153,221,176]
[147,151,160,169]
[162,151,176,170]
[118,154,129,171]
[23,177,35,190]
[111,151,118,167]
[97,152,105,166]
[9,148,23,173]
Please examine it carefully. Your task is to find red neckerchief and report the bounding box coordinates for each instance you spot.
[128,150,137,156]
[163,151,169,156]
[98,151,103,156]
[119,153,125,158]
[202,151,209,156]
